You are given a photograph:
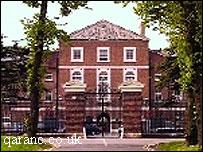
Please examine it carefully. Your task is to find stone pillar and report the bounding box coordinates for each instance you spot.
[119,81,144,138]
[63,81,86,135]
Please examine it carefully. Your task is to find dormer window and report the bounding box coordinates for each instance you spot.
[71,47,84,62]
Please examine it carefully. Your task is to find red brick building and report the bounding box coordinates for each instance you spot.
[2,20,185,137]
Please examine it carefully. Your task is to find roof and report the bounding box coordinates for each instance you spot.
[150,49,167,57]
[69,20,149,41]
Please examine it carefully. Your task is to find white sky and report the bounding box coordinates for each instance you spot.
[1,1,169,50]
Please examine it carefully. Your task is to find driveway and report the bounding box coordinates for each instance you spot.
[43,138,185,151]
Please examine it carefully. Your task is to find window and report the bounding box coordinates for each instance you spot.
[71,47,84,62]
[70,69,84,83]
[98,71,109,93]
[97,47,110,62]
[123,68,137,82]
[72,71,82,81]
[155,92,162,102]
[45,74,53,82]
[125,71,135,81]
[45,91,52,101]
[99,71,108,81]
[123,47,136,62]
[97,69,111,102]
[155,73,161,82]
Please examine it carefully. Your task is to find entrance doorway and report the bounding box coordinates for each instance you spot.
[84,91,122,138]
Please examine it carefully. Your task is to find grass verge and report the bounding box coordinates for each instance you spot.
[157,141,202,151]
[1,136,53,151]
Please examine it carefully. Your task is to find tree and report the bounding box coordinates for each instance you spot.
[116,1,202,146]
[22,1,89,137]
[1,35,29,103]
[156,49,180,91]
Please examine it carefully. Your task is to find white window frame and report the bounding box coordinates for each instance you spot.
[155,73,161,82]
[45,91,52,102]
[71,47,84,62]
[123,68,137,82]
[123,47,136,62]
[70,68,84,83]
[155,92,162,102]
[45,73,53,82]
[96,68,111,102]
[97,47,110,62]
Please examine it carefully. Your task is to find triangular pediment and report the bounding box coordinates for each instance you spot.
[70,20,148,41]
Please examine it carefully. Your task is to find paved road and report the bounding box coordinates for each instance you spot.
[42,138,185,151]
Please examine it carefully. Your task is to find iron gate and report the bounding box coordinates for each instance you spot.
[84,90,122,138]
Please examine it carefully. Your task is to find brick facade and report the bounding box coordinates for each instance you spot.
[2,20,186,137]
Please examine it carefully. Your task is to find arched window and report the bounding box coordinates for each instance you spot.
[72,71,82,81]
[125,71,135,81]
[99,71,108,81]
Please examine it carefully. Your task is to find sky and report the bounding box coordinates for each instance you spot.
[1,1,170,50]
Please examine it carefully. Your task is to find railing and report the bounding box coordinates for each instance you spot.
[1,121,25,135]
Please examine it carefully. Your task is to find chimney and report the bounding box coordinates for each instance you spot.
[139,21,145,36]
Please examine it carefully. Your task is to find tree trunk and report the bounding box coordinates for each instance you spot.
[185,91,198,146]
[27,1,48,137]
[180,1,201,146]
[197,78,202,146]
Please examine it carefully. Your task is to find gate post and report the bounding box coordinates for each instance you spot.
[119,81,144,138]
[63,81,86,136]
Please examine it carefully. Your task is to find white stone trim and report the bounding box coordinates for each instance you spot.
[71,47,84,62]
[97,47,110,62]
[118,81,144,93]
[11,107,30,111]
[85,107,122,111]
[141,107,149,110]
[63,84,86,92]
[59,65,149,70]
[155,107,186,111]
[123,47,136,62]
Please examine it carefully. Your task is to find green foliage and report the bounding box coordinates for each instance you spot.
[21,14,69,50]
[1,136,53,151]
[157,141,201,151]
[156,49,180,90]
[22,1,89,137]
[23,1,89,16]
[58,1,89,16]
[116,1,202,146]
[21,14,69,96]
[1,36,29,102]
[22,1,89,97]
[116,1,202,92]
[23,1,41,8]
